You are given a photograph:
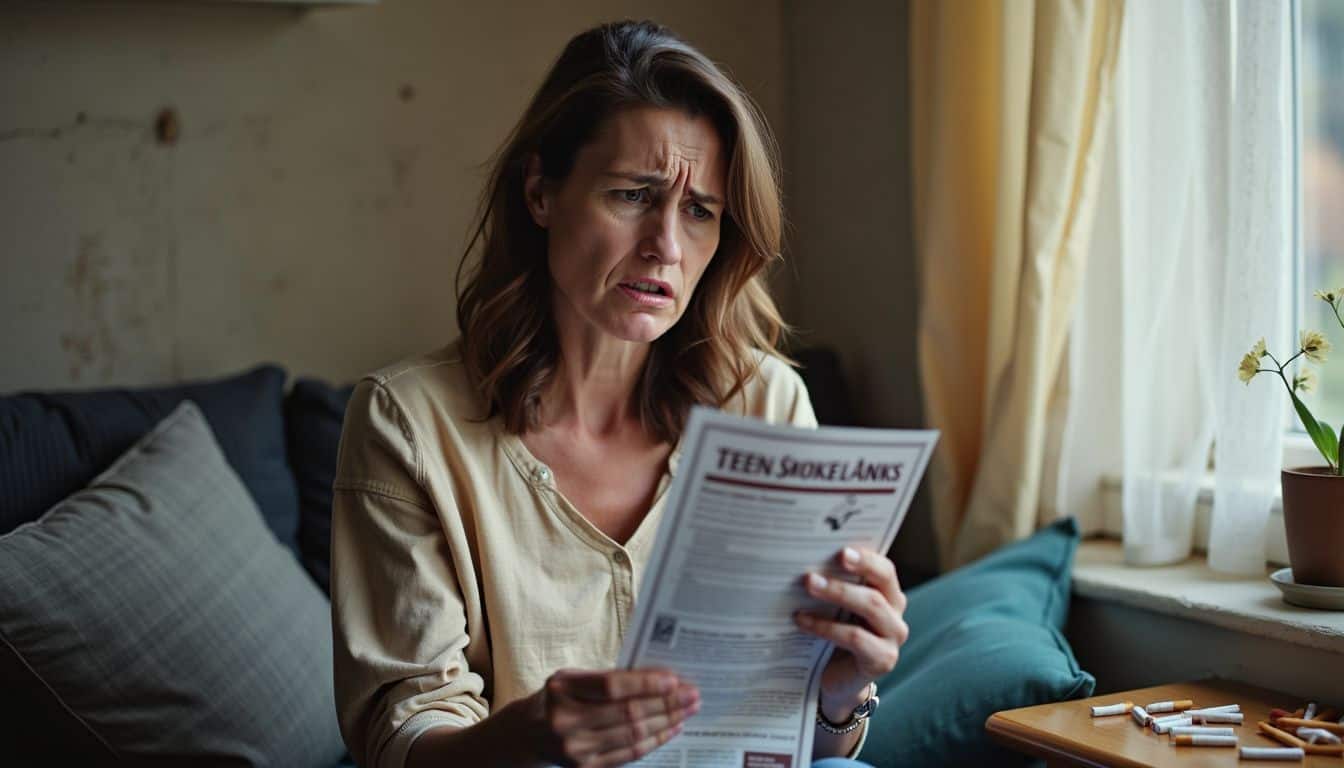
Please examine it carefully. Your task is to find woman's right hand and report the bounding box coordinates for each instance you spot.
[525,667,700,767]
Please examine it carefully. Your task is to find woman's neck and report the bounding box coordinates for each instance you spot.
[543,315,651,437]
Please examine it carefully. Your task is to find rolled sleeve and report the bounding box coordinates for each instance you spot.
[330,380,488,768]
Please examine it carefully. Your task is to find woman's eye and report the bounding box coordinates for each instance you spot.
[688,203,714,221]
[619,188,649,204]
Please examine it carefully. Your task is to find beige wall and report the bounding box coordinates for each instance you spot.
[0,0,786,391]
[780,0,933,573]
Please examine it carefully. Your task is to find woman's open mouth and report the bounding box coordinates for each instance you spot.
[618,279,674,307]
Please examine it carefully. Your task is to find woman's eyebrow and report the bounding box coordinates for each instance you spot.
[603,171,723,206]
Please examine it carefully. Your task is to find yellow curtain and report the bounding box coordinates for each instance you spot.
[911,0,1123,569]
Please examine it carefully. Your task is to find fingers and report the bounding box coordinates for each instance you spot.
[796,611,902,676]
[583,693,700,754]
[552,682,698,732]
[589,719,685,768]
[553,667,678,703]
[838,546,904,608]
[540,668,699,768]
[801,571,904,641]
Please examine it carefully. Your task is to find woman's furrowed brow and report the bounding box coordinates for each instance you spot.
[603,171,723,206]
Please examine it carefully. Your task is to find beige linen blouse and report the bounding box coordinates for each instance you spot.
[330,341,819,768]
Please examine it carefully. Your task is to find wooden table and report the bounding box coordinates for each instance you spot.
[986,679,1342,767]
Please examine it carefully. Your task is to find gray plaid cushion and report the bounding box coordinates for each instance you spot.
[0,402,345,767]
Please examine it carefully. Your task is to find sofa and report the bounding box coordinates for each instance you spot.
[0,356,1093,767]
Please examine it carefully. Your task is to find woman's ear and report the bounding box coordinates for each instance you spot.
[523,153,550,229]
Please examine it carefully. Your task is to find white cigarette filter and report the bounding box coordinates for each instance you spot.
[1090,701,1133,717]
[1194,711,1244,724]
[1131,705,1151,726]
[1147,699,1195,714]
[1304,703,1317,721]
[1239,746,1306,761]
[1295,727,1342,744]
[1170,726,1236,737]
[1174,734,1237,747]
[1185,704,1241,715]
[1152,717,1194,734]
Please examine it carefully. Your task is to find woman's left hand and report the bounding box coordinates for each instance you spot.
[794,546,909,720]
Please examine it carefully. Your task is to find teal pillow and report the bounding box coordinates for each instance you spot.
[861,518,1094,767]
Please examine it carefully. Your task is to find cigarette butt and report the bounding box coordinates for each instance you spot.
[1194,712,1244,724]
[1239,746,1305,761]
[1295,727,1342,745]
[1275,718,1344,735]
[1091,701,1133,717]
[1174,734,1237,747]
[1171,725,1236,737]
[1147,699,1195,713]
[1153,717,1194,734]
[1302,743,1344,756]
[1132,705,1151,727]
[1259,721,1307,749]
[1304,702,1317,721]
[1269,708,1293,721]
[1292,708,1304,718]
[1187,704,1241,715]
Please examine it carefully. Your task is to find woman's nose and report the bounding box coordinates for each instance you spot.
[641,203,683,265]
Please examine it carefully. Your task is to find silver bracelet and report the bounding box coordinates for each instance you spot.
[816,683,880,735]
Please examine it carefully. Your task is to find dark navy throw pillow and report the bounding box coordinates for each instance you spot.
[284,378,354,594]
[0,365,300,555]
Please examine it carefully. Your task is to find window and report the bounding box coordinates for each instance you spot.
[1297,0,1344,439]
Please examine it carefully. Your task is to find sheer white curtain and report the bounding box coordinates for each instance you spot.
[1070,0,1291,569]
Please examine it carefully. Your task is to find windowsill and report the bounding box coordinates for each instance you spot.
[1073,538,1344,655]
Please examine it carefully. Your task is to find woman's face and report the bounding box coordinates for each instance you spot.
[525,106,727,346]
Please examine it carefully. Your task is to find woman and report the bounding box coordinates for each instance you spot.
[330,20,908,768]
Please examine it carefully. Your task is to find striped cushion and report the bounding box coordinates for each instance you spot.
[0,402,345,767]
[0,364,300,556]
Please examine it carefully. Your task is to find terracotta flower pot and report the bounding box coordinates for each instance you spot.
[1280,467,1344,587]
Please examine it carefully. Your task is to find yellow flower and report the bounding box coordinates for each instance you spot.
[1301,330,1331,363]
[1251,338,1268,359]
[1238,352,1260,384]
[1315,289,1339,304]
[1294,368,1318,393]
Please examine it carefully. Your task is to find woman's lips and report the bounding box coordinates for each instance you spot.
[618,283,674,307]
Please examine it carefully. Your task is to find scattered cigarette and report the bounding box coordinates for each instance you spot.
[1153,717,1194,734]
[1153,713,1191,725]
[1304,702,1317,721]
[1186,704,1241,715]
[1194,712,1244,724]
[1090,701,1133,717]
[1303,744,1344,756]
[1174,734,1237,747]
[1295,727,1342,745]
[1275,718,1344,735]
[1147,699,1195,714]
[1171,726,1235,737]
[1313,707,1338,722]
[1132,705,1151,727]
[1239,746,1305,761]
[1259,721,1307,749]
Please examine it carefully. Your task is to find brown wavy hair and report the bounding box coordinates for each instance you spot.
[455,19,790,443]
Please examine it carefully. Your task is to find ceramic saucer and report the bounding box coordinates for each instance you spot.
[1270,568,1344,610]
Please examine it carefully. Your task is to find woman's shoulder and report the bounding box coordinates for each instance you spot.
[354,339,481,424]
[726,349,816,426]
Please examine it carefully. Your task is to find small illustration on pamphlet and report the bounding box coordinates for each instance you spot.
[651,615,678,646]
[824,495,863,531]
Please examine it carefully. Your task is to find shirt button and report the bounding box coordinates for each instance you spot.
[534,466,551,483]
[612,550,627,565]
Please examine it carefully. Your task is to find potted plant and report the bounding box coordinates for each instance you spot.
[1240,288,1344,587]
